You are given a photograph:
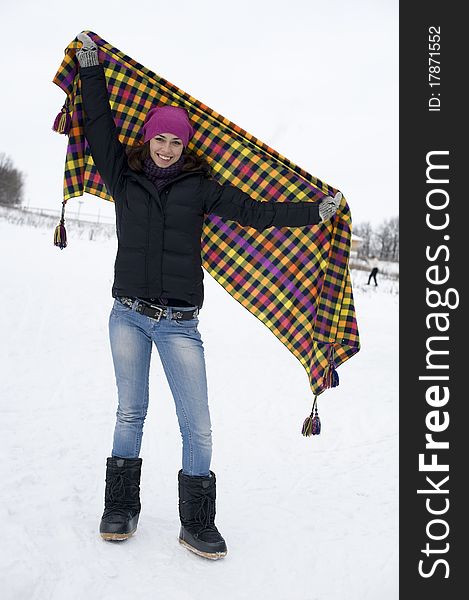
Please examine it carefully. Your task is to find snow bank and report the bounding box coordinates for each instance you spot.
[0,218,398,600]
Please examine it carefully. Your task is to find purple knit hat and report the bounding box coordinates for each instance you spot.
[143,105,195,147]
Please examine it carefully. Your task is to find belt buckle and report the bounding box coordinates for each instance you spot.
[149,304,164,322]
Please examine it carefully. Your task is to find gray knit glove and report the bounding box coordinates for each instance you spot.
[77,32,99,67]
[318,192,342,223]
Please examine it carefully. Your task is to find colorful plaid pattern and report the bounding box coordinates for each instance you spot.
[52,31,360,407]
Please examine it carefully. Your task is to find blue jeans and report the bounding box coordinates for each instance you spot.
[108,298,212,476]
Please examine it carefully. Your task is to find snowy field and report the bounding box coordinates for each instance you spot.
[0,217,398,600]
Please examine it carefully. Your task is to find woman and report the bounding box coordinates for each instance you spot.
[77,32,341,560]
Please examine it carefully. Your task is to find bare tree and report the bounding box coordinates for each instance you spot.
[353,221,372,258]
[354,216,399,262]
[0,153,25,207]
[375,217,399,261]
[388,216,399,262]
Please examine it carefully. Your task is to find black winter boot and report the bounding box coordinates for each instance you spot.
[178,469,227,560]
[99,456,142,541]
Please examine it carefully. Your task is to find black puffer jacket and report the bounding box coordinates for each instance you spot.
[80,64,321,309]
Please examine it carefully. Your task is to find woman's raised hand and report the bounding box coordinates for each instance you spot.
[76,32,99,67]
[318,192,342,223]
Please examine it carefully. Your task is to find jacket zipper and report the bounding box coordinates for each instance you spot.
[137,172,202,297]
[146,200,152,297]
[160,189,169,295]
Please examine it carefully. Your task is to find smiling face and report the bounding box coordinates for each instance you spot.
[149,133,184,168]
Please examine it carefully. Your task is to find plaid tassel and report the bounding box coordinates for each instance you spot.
[301,395,321,436]
[53,200,68,249]
[52,100,72,135]
[321,343,339,390]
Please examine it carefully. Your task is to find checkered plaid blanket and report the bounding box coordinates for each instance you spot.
[51,31,360,434]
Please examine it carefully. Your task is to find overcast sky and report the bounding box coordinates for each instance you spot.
[1,0,397,227]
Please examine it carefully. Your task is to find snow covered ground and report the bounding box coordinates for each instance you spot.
[0,217,398,600]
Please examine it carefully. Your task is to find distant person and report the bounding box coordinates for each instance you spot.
[76,32,341,560]
[366,256,379,286]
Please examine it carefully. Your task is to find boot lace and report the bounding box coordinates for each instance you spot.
[104,471,139,518]
[184,492,218,534]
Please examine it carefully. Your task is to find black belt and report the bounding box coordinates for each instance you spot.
[117,296,199,322]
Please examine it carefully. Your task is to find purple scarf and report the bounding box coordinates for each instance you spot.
[142,154,185,192]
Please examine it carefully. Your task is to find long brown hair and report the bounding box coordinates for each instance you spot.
[126,140,212,178]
